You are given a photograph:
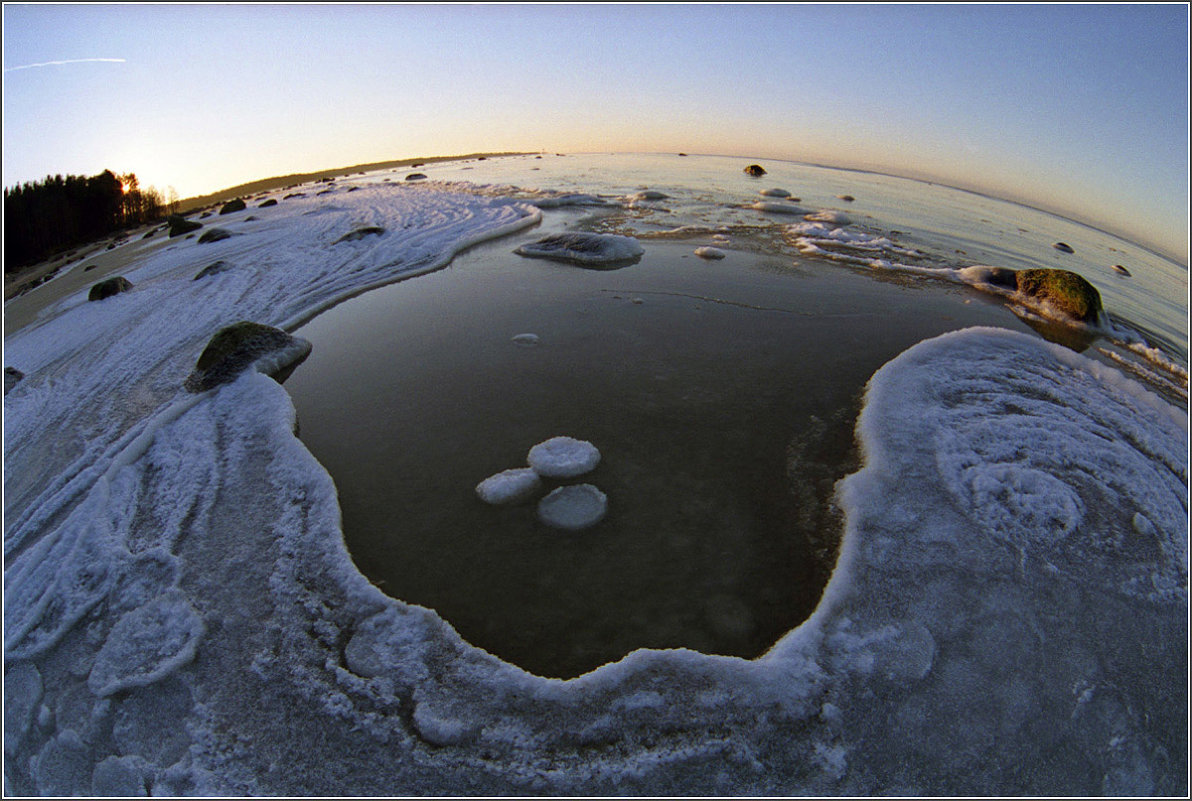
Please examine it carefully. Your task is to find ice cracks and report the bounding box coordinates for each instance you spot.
[476,436,607,530]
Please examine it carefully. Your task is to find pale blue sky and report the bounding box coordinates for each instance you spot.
[3,3,1188,260]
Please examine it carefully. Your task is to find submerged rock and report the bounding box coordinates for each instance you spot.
[527,436,601,478]
[475,468,542,505]
[803,210,851,225]
[752,201,810,215]
[88,276,133,301]
[511,333,540,346]
[219,199,247,215]
[334,226,385,243]
[744,164,766,177]
[197,228,231,244]
[760,188,791,197]
[193,261,233,281]
[1015,268,1103,323]
[184,321,312,393]
[4,366,24,395]
[167,215,202,238]
[1052,242,1075,254]
[538,484,608,531]
[627,190,669,202]
[515,233,644,267]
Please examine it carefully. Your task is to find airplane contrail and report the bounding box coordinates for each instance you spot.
[4,57,127,73]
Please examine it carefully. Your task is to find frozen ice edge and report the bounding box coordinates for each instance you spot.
[3,181,1187,795]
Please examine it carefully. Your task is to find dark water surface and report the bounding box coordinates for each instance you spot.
[285,224,1028,678]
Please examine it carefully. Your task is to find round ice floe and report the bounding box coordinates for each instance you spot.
[694,246,727,260]
[475,468,542,505]
[515,233,644,266]
[527,436,601,478]
[511,333,540,346]
[87,590,205,697]
[537,484,608,530]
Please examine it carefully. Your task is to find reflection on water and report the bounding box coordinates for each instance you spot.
[285,229,1031,678]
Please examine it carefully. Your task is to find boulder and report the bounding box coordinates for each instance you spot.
[83,264,99,272]
[183,321,312,393]
[405,173,428,181]
[1052,242,1074,254]
[219,199,247,215]
[259,199,278,208]
[1111,264,1132,277]
[334,226,385,244]
[1015,268,1103,323]
[283,193,305,199]
[514,233,643,268]
[4,366,24,395]
[88,276,133,301]
[744,164,766,177]
[198,228,231,244]
[167,215,202,238]
[837,194,856,202]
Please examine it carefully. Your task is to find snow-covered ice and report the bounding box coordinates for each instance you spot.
[475,468,542,505]
[537,484,609,530]
[3,170,1186,796]
[526,436,601,478]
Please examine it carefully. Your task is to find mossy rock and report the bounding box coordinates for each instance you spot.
[744,164,766,177]
[198,228,232,244]
[1015,268,1103,323]
[334,226,385,244]
[88,276,133,301]
[168,215,203,238]
[219,199,247,215]
[259,199,278,207]
[184,321,312,393]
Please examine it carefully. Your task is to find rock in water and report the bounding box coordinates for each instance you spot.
[4,366,24,395]
[1112,264,1131,276]
[537,484,608,530]
[744,164,766,177]
[837,194,856,202]
[334,226,385,243]
[527,436,601,478]
[515,233,644,267]
[88,276,133,301]
[511,333,540,346]
[219,198,247,215]
[694,246,727,260]
[405,173,428,181]
[167,215,202,238]
[198,228,231,244]
[1015,268,1103,323]
[759,188,791,197]
[184,321,312,393]
[475,468,542,505]
[1053,242,1075,254]
[193,261,233,281]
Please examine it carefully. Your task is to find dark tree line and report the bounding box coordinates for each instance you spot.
[4,169,178,273]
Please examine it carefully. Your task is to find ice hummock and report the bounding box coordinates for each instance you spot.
[515,233,644,267]
[3,166,1187,796]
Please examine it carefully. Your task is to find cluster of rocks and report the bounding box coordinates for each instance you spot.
[475,436,608,531]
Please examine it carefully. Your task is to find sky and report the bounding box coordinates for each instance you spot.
[2,3,1189,261]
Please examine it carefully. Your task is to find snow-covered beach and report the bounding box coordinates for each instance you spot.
[4,156,1187,795]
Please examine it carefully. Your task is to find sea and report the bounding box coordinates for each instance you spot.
[281,152,1188,679]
